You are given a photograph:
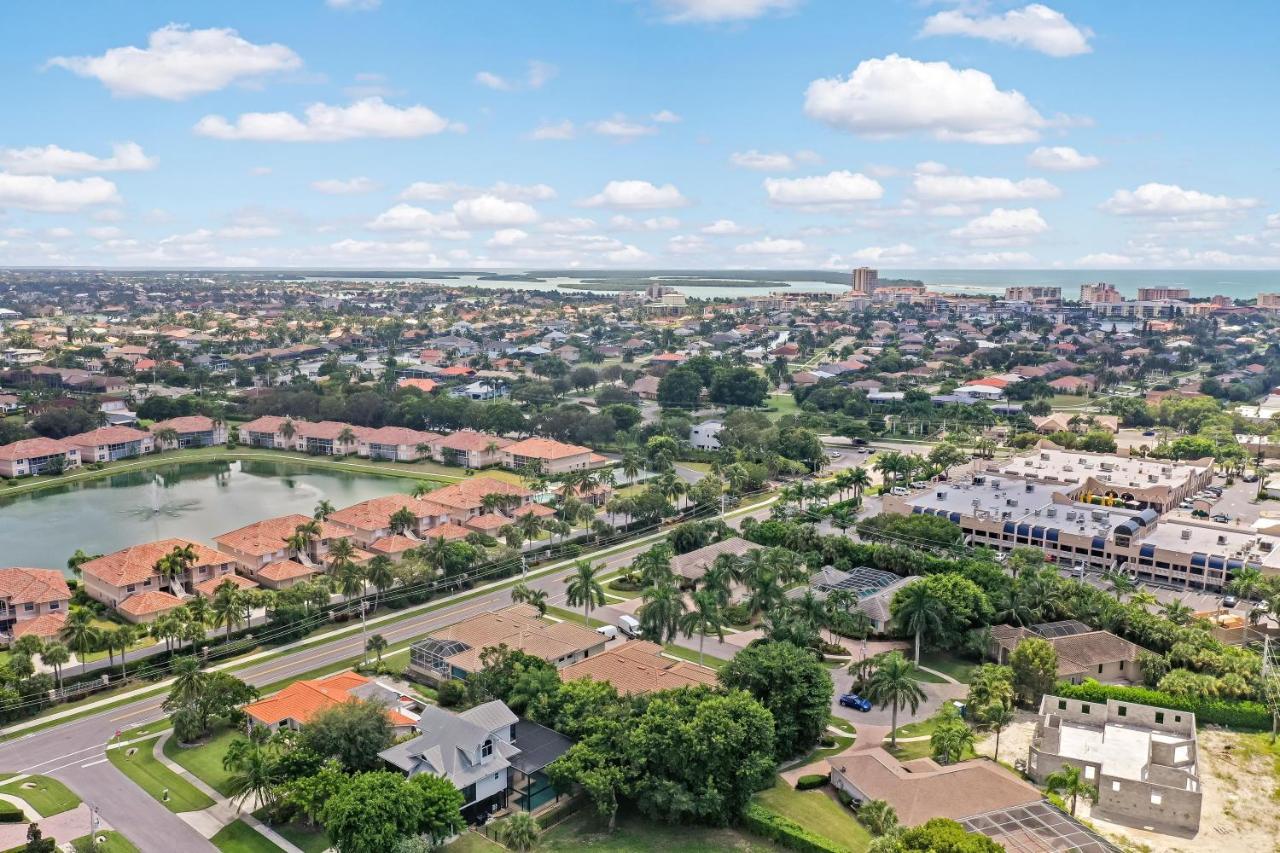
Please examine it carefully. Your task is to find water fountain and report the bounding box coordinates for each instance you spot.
[121,472,202,520]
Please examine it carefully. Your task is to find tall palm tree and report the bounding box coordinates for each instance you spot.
[337,426,357,454]
[516,512,543,543]
[621,453,642,484]
[366,633,388,663]
[678,590,724,665]
[1044,764,1098,816]
[411,480,436,499]
[334,558,366,603]
[985,704,1015,764]
[114,624,142,679]
[701,556,737,609]
[66,549,100,579]
[313,500,335,521]
[849,466,871,500]
[327,537,356,572]
[154,543,198,596]
[389,507,418,536]
[511,582,550,615]
[893,583,947,665]
[565,560,606,625]
[42,642,70,692]
[639,580,686,643]
[865,652,927,748]
[59,607,100,675]
[211,582,244,644]
[365,555,395,609]
[1229,566,1264,601]
[279,419,297,445]
[1103,570,1137,601]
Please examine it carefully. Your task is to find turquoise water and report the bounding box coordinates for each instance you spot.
[0,459,410,575]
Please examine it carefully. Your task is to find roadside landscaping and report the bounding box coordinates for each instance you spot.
[919,653,978,684]
[70,832,140,853]
[162,727,239,797]
[106,740,216,813]
[536,808,785,852]
[267,819,330,853]
[753,777,870,852]
[0,774,80,817]
[210,819,285,853]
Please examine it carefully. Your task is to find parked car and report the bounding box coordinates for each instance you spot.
[838,693,872,712]
[618,614,641,638]
[827,449,842,459]
[1222,595,1239,609]
[1212,513,1230,523]
[595,625,618,640]
[890,486,909,496]
[1142,430,1156,437]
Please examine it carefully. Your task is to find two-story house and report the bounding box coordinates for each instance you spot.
[66,425,154,463]
[214,514,347,587]
[326,495,453,548]
[80,539,238,622]
[149,415,228,450]
[0,437,81,478]
[0,567,72,640]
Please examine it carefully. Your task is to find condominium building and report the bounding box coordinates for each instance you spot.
[499,437,604,475]
[214,513,349,578]
[851,267,879,295]
[65,425,154,463]
[149,415,227,450]
[0,567,71,640]
[80,538,238,621]
[0,437,81,478]
[1004,286,1062,304]
[1080,282,1122,303]
[326,494,452,546]
[1257,293,1280,311]
[1137,287,1191,301]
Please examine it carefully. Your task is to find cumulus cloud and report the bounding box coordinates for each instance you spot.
[735,237,806,254]
[701,219,755,235]
[195,97,461,142]
[651,110,682,123]
[941,250,1036,266]
[475,60,558,91]
[400,181,555,202]
[487,228,528,247]
[763,170,883,207]
[849,243,917,262]
[1074,252,1135,266]
[656,0,799,23]
[528,120,575,141]
[804,54,1048,144]
[366,203,465,236]
[589,115,659,139]
[1100,183,1262,216]
[580,180,688,209]
[311,177,380,195]
[0,142,156,175]
[913,173,1060,202]
[730,150,796,171]
[668,235,710,254]
[327,0,381,10]
[920,4,1092,57]
[610,215,680,231]
[0,173,120,212]
[1027,145,1100,171]
[47,24,302,100]
[951,207,1049,244]
[452,194,539,227]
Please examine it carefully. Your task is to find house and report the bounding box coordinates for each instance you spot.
[214,514,349,579]
[989,622,1144,685]
[292,421,368,456]
[407,604,605,684]
[149,415,227,450]
[66,425,154,463]
[0,567,71,640]
[670,537,759,584]
[327,495,452,546]
[689,421,723,451]
[380,700,573,821]
[357,427,441,462]
[426,478,535,525]
[558,640,717,694]
[0,437,81,478]
[432,431,511,469]
[244,671,421,734]
[793,568,917,635]
[499,437,602,475]
[629,375,661,400]
[1049,375,1094,394]
[80,538,238,619]
[1029,695,1201,832]
[238,415,290,449]
[398,377,440,394]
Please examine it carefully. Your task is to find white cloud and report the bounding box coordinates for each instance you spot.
[804,54,1048,144]
[87,226,123,240]
[735,237,806,254]
[913,173,1060,202]
[701,219,754,235]
[589,115,659,139]
[366,203,465,235]
[328,239,442,262]
[47,24,302,100]
[475,60,557,92]
[474,71,510,91]
[763,170,883,207]
[668,235,710,254]
[920,4,1092,58]
[656,0,799,23]
[0,173,120,212]
[452,194,539,227]
[941,250,1036,266]
[1027,145,1100,171]
[610,215,680,231]
[540,217,597,233]
[0,142,156,175]
[1101,183,1262,216]
[195,97,461,142]
[1075,252,1135,266]
[850,243,917,262]
[914,160,950,176]
[951,207,1048,244]
[580,180,688,209]
[311,177,381,195]
[327,0,381,10]
[651,110,682,123]
[730,150,795,171]
[249,166,272,176]
[528,120,576,141]
[488,228,528,247]
[607,245,650,263]
[400,181,555,202]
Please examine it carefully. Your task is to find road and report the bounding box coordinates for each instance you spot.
[0,496,779,852]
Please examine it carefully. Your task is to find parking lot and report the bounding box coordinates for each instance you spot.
[1164,472,1263,529]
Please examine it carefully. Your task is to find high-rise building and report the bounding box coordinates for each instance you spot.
[1258,294,1280,310]
[1137,287,1191,301]
[850,267,878,295]
[1004,286,1061,303]
[1080,282,1122,303]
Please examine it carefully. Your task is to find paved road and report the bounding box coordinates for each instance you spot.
[0,497,779,853]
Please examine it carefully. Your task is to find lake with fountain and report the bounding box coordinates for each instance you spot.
[0,459,412,574]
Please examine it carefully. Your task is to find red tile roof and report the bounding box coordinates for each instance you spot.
[192,573,259,598]
[257,560,316,583]
[68,426,152,446]
[118,590,185,617]
[81,539,231,588]
[244,672,373,726]
[427,477,531,512]
[502,437,591,460]
[150,415,217,434]
[11,612,66,640]
[0,437,75,462]
[215,514,347,557]
[328,495,448,532]
[0,567,71,606]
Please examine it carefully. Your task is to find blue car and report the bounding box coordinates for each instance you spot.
[838,693,872,712]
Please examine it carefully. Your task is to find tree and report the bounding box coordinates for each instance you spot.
[300,699,394,773]
[857,799,899,836]
[314,499,335,520]
[864,652,926,748]
[565,560,606,625]
[929,707,976,765]
[510,582,549,615]
[211,582,244,644]
[709,366,769,408]
[1009,637,1058,706]
[321,771,433,853]
[984,703,1015,763]
[366,633,388,663]
[41,642,69,692]
[409,773,466,845]
[163,659,258,742]
[678,590,725,667]
[59,607,101,675]
[657,367,703,410]
[894,818,1004,852]
[500,811,540,851]
[366,555,395,610]
[24,822,55,853]
[155,543,198,596]
[720,640,833,760]
[1044,764,1097,816]
[389,507,418,536]
[283,760,347,827]
[637,580,686,643]
[891,583,948,666]
[223,737,280,811]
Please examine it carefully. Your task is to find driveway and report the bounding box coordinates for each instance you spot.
[830,654,968,729]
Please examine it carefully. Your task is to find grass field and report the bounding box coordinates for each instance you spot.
[445,832,506,852]
[765,395,801,420]
[753,778,870,853]
[919,653,979,684]
[266,820,329,853]
[0,774,81,816]
[107,740,216,813]
[70,832,140,853]
[162,727,240,797]
[539,809,784,851]
[886,739,976,763]
[210,820,284,853]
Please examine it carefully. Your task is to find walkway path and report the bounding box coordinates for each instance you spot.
[0,795,111,850]
[154,732,303,852]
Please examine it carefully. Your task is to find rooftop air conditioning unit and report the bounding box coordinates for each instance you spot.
[1034,509,1042,517]
[1064,465,1074,473]
[937,491,946,499]
[1040,453,1049,460]
[1162,467,1173,475]
[1001,511,1012,520]
[1181,529,1192,540]
[1148,475,1158,483]
[1218,535,1228,546]
[1066,511,1077,521]
[1025,483,1035,492]
[1046,507,1057,518]
[1091,510,1106,522]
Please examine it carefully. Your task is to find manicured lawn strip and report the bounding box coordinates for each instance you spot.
[800,732,856,765]
[211,820,285,853]
[0,774,81,816]
[267,820,330,853]
[70,832,140,853]
[907,665,947,684]
[753,777,870,852]
[539,808,784,852]
[657,642,729,669]
[107,740,216,813]
[888,716,942,740]
[444,831,505,852]
[545,605,608,628]
[919,653,979,684]
[886,739,975,763]
[162,727,239,797]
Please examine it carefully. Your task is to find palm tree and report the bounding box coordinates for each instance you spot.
[1103,570,1137,601]
[700,557,736,609]
[1044,764,1098,816]
[280,419,297,445]
[639,580,687,643]
[621,453,642,484]
[411,480,436,499]
[313,500,335,521]
[337,426,357,454]
[565,560,606,625]
[66,549,100,579]
[223,739,280,811]
[865,652,927,749]
[892,583,947,665]
[211,582,244,644]
[327,537,356,571]
[1229,567,1264,601]
[678,590,724,665]
[1161,599,1195,625]
[389,507,418,536]
[365,555,395,609]
[857,799,898,837]
[366,633,388,663]
[985,704,1015,764]
[334,558,366,603]
[500,812,540,852]
[516,512,543,543]
[42,642,70,692]
[154,543,198,596]
[59,607,100,675]
[511,582,551,615]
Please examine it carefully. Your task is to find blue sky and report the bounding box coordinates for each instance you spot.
[1,0,1277,270]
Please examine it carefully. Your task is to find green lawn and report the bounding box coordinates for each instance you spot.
[765,395,801,420]
[0,774,81,817]
[797,733,856,765]
[162,727,240,797]
[886,739,976,763]
[211,820,285,853]
[887,716,943,740]
[107,741,216,813]
[445,832,506,852]
[919,653,979,684]
[907,665,947,684]
[658,642,728,669]
[70,831,141,853]
[268,820,330,853]
[753,778,870,853]
[540,809,784,851]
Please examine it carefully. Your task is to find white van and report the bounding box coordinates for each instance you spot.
[618,614,641,638]
[890,486,909,497]
[595,624,618,640]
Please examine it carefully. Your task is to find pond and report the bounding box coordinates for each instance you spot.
[0,459,413,574]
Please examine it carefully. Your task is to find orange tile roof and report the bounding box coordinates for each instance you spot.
[370,534,420,555]
[328,495,449,533]
[150,415,217,434]
[360,426,441,446]
[398,378,439,393]
[0,567,71,606]
[502,437,592,460]
[257,560,316,583]
[427,476,530,512]
[516,503,555,518]
[244,671,372,726]
[0,437,75,462]
[117,590,185,617]
[427,604,602,672]
[192,573,259,597]
[11,611,67,640]
[239,415,289,434]
[68,425,152,446]
[81,539,231,588]
[434,430,510,453]
[294,421,373,441]
[559,640,718,694]
[420,522,472,542]
[215,514,347,557]
[465,513,510,531]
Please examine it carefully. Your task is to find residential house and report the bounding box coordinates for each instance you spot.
[66,426,154,463]
[989,622,1144,685]
[244,671,421,734]
[425,478,535,526]
[149,415,227,450]
[432,431,511,469]
[0,567,71,640]
[327,495,452,546]
[689,421,723,451]
[558,640,717,694]
[670,537,759,584]
[214,514,348,581]
[0,437,81,478]
[499,437,603,475]
[357,426,442,462]
[80,538,238,621]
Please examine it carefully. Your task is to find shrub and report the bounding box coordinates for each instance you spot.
[742,803,846,853]
[0,802,23,822]
[794,774,829,791]
[436,680,466,708]
[1055,679,1269,730]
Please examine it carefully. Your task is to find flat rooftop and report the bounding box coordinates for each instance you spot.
[996,449,1208,491]
[906,477,1140,536]
[1141,520,1280,570]
[1054,721,1195,785]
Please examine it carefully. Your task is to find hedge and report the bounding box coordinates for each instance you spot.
[742,803,849,853]
[1054,680,1270,730]
[0,802,23,823]
[795,774,829,791]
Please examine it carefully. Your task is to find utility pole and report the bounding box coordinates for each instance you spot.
[359,599,369,665]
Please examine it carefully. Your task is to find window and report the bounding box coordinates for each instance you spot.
[1084,766,1096,780]
[1058,699,1067,711]
[1155,712,1165,724]
[1151,792,1162,805]
[1118,705,1127,718]
[1174,715,1182,723]
[481,739,493,759]
[1112,781,1121,792]
[1081,704,1091,714]
[1098,664,1103,674]
[23,603,34,612]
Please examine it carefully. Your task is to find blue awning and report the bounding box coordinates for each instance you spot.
[1046,529,1059,542]
[1139,544,1155,558]
[1227,558,1244,570]
[1092,536,1105,549]
[1031,526,1045,539]
[1191,553,1206,567]
[949,512,962,524]
[1003,522,1015,534]
[1208,556,1225,570]
[1017,523,1031,537]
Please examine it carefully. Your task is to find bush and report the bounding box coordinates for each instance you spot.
[436,680,466,708]
[1055,679,1270,730]
[742,803,846,853]
[0,802,23,822]
[794,774,829,791]
[723,603,751,626]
